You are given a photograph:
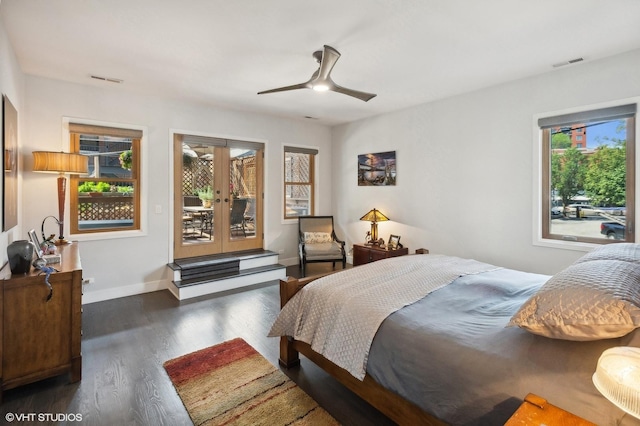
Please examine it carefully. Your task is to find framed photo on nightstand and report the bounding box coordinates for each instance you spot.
[388,234,401,250]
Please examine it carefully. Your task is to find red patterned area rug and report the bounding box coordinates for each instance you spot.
[164,337,339,425]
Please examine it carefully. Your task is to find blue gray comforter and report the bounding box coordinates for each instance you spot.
[367,268,640,425]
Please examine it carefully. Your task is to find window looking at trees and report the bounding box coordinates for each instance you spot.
[69,124,142,234]
[540,104,636,243]
[284,146,317,219]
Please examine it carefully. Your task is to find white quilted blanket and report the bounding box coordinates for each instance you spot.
[268,254,500,380]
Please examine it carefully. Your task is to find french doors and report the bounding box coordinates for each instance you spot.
[173,134,263,259]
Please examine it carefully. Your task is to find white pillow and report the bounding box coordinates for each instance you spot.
[508,259,640,341]
[304,232,333,244]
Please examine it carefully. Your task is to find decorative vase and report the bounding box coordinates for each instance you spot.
[7,240,33,274]
[201,199,212,208]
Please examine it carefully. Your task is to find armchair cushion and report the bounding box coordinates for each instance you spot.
[304,241,344,260]
[304,231,333,244]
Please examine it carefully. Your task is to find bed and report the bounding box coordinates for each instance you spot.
[269,244,640,425]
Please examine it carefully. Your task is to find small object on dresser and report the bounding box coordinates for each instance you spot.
[7,240,34,274]
[387,234,401,250]
[415,248,429,254]
[43,254,62,264]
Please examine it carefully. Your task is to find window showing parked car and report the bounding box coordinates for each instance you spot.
[563,204,602,218]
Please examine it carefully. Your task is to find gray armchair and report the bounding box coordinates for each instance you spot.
[298,215,346,275]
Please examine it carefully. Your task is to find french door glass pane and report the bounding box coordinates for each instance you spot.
[182,143,215,244]
[229,148,257,240]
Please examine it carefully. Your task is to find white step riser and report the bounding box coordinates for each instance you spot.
[239,254,279,270]
[169,268,286,300]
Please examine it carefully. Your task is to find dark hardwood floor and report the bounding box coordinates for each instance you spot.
[0,262,395,425]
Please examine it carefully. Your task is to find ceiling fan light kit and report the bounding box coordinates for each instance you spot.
[258,45,377,102]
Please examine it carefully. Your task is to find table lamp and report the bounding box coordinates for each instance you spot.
[360,208,389,245]
[593,346,640,419]
[32,151,88,245]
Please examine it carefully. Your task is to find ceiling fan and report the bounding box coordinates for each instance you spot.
[257,45,377,102]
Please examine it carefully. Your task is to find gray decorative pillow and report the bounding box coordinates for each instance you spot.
[508,259,640,340]
[575,243,640,264]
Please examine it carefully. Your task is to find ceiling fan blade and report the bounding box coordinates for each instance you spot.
[257,82,309,95]
[331,83,377,102]
[258,45,376,102]
[315,45,341,82]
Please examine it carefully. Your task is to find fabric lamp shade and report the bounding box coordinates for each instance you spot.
[32,151,88,174]
[360,208,389,244]
[593,346,640,419]
[32,151,88,245]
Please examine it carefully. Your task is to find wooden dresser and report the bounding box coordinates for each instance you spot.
[353,243,409,266]
[0,243,82,401]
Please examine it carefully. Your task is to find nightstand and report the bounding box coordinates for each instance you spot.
[505,393,596,426]
[353,243,409,266]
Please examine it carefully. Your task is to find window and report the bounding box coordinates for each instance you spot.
[284,146,317,219]
[69,124,142,234]
[540,104,636,244]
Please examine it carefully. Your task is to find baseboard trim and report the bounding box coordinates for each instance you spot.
[82,279,167,304]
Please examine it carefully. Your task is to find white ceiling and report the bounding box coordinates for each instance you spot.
[2,0,640,126]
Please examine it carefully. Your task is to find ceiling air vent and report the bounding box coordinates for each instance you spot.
[90,75,123,84]
[552,57,584,68]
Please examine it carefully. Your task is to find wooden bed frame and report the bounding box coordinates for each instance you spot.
[277,274,447,426]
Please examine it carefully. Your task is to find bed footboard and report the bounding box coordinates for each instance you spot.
[278,274,333,368]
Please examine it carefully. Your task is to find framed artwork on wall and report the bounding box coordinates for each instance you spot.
[2,94,18,231]
[358,150,396,186]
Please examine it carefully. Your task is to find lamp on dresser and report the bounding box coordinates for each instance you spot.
[32,151,88,245]
[360,208,389,245]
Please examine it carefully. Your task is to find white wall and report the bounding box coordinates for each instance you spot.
[0,14,25,266]
[21,76,332,302]
[332,49,640,275]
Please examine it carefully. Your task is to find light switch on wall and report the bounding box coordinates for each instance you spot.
[155,205,162,214]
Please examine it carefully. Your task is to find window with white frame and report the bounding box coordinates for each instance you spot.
[539,104,636,244]
[284,146,317,219]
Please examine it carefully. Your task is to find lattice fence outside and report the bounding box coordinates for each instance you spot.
[182,156,256,197]
[78,196,134,221]
[183,158,214,196]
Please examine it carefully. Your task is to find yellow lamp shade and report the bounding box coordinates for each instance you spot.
[359,208,389,223]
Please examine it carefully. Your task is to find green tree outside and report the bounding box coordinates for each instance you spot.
[551,147,587,208]
[584,141,626,206]
[551,132,572,149]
